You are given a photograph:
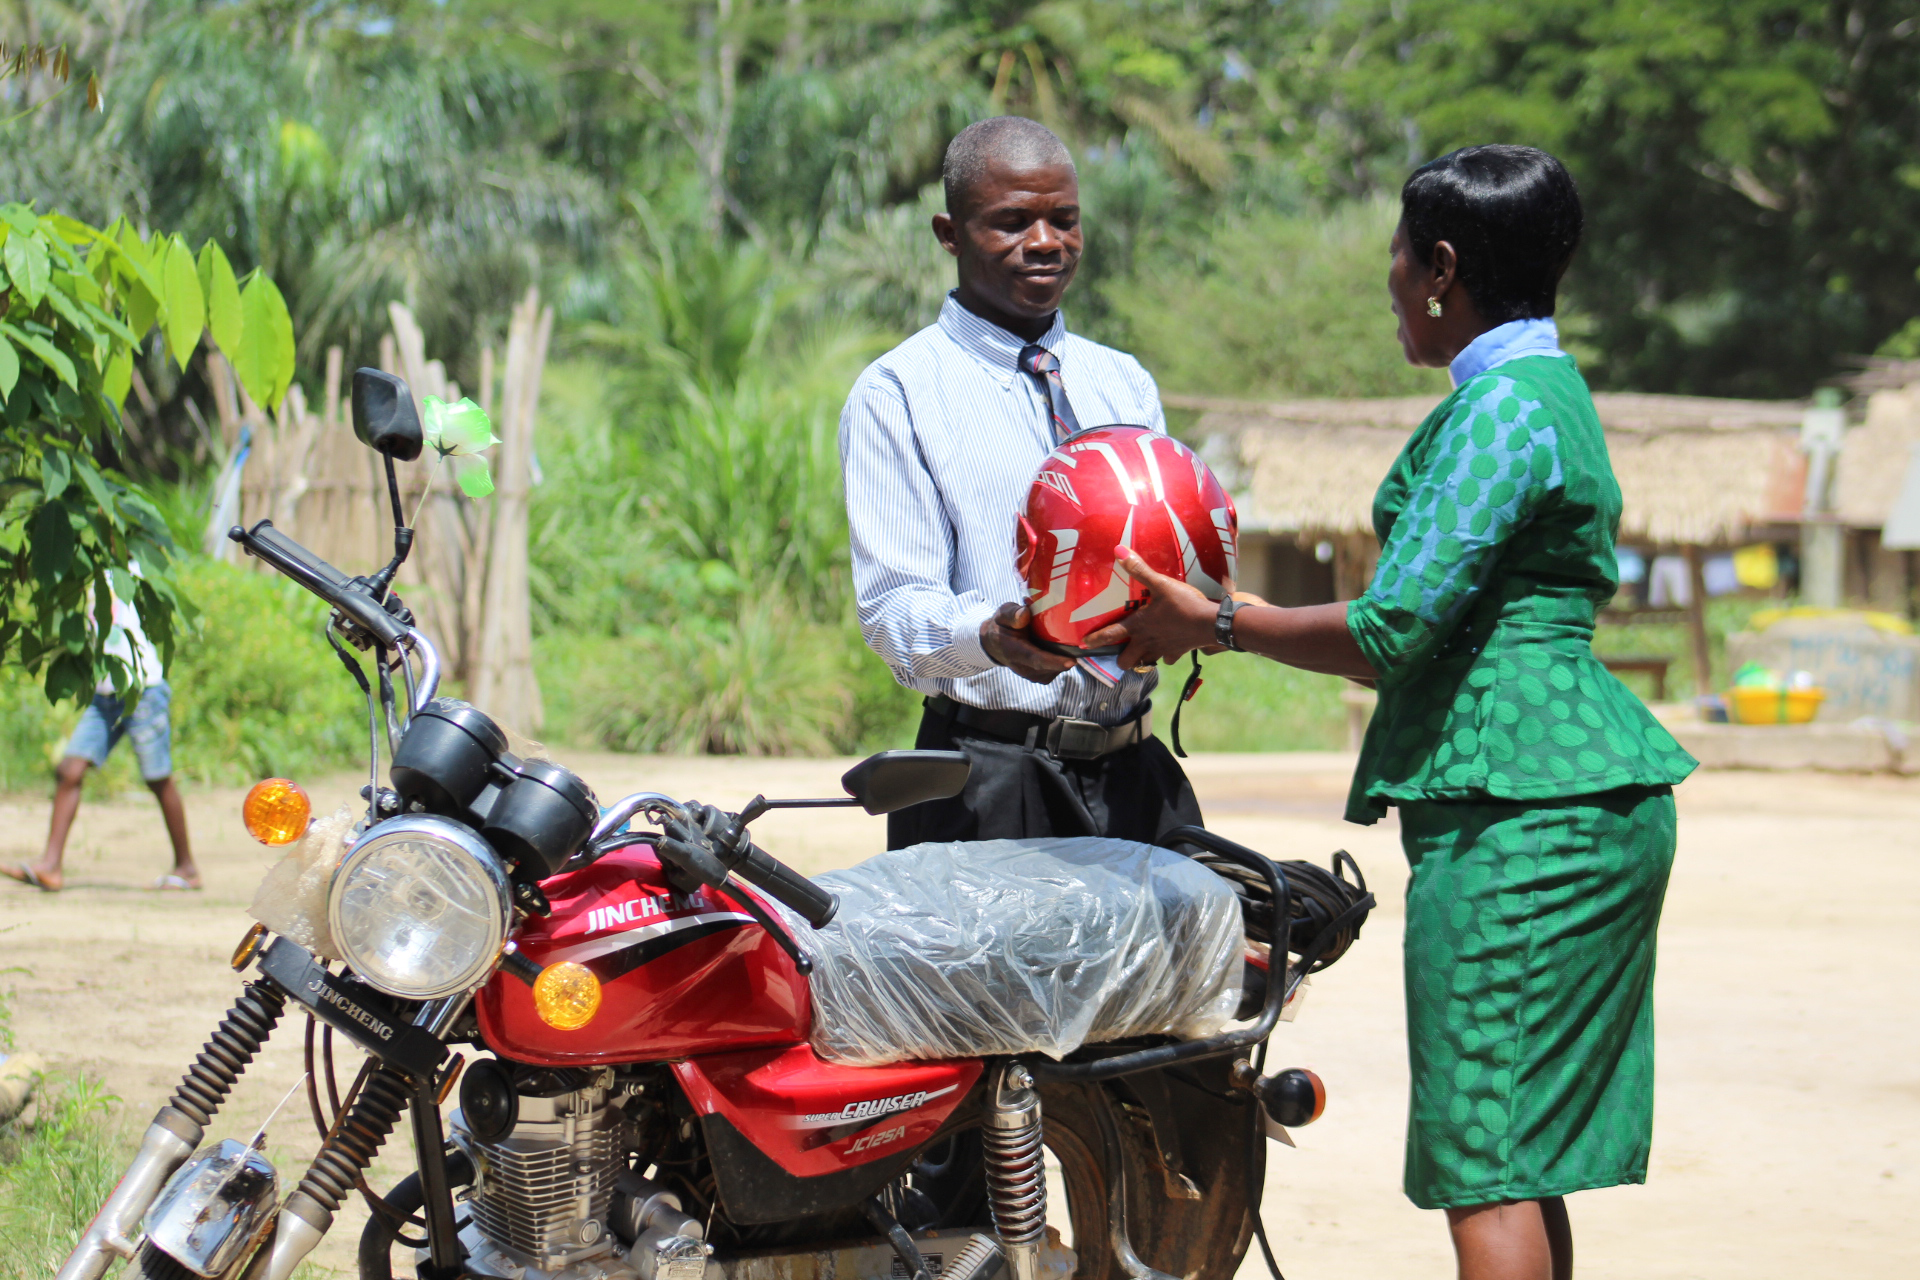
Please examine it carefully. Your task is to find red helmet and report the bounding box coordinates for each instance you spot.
[1015,426,1239,652]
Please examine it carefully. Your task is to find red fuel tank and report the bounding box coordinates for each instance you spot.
[476,843,811,1065]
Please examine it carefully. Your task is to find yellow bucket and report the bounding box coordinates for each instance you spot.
[1726,686,1824,725]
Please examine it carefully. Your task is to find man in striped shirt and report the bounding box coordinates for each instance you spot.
[838,117,1203,850]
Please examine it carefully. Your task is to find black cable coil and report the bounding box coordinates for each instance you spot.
[167,980,288,1128]
[295,1065,414,1215]
[1180,847,1373,972]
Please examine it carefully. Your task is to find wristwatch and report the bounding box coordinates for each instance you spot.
[1214,598,1245,651]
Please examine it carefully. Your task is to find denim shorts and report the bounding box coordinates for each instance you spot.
[66,683,173,781]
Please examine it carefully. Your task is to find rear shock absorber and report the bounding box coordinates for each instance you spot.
[981,1062,1047,1280]
[56,980,289,1280]
[256,1064,415,1280]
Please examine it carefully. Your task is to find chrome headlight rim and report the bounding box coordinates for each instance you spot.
[327,814,512,1001]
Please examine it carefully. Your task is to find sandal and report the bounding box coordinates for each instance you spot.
[1,863,58,892]
[150,873,202,892]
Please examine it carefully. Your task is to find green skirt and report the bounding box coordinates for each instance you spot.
[1398,785,1675,1210]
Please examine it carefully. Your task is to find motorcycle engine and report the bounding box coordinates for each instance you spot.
[452,1061,709,1280]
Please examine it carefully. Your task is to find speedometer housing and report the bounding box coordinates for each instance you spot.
[328,815,512,1000]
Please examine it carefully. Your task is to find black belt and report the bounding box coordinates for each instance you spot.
[926,695,1152,761]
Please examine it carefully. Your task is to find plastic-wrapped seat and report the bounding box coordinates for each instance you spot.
[779,837,1245,1067]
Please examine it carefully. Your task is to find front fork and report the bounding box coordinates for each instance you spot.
[56,939,470,1280]
[253,994,469,1280]
[57,980,288,1280]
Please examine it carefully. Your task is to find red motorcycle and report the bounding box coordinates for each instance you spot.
[57,371,1371,1280]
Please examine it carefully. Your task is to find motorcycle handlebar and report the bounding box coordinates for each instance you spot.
[731,840,838,928]
[585,792,838,928]
[231,521,411,648]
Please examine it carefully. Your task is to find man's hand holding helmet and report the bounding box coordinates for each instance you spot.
[980,603,1077,684]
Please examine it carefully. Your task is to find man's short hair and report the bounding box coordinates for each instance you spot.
[942,117,1075,218]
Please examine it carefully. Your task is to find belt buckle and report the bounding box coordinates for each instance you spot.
[1046,717,1106,760]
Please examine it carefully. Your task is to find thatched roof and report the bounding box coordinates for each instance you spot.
[1835,377,1920,528]
[1174,392,1807,546]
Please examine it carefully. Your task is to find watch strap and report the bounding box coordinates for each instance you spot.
[1214,598,1244,651]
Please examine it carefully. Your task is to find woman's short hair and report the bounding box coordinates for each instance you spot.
[1401,145,1583,323]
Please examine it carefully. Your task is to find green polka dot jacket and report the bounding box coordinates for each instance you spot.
[1344,354,1697,824]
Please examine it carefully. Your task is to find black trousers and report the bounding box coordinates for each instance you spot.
[887,702,1205,849]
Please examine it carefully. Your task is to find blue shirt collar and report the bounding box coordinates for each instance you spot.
[1449,316,1566,388]
[938,292,1068,385]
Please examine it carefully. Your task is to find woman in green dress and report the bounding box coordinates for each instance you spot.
[1091,145,1695,1280]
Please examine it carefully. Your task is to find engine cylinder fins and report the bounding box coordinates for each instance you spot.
[292,1064,414,1216]
[167,980,287,1128]
[456,1084,623,1271]
[982,1062,1048,1280]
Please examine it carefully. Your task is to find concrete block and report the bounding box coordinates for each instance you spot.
[1672,721,1908,773]
[1726,623,1920,722]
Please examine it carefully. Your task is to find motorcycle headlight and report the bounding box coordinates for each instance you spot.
[328,816,511,1000]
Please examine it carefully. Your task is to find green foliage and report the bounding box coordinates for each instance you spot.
[0,997,124,1280]
[1261,0,1920,396]
[1590,597,1777,701]
[534,234,902,754]
[0,558,363,792]
[0,205,294,706]
[1108,198,1451,400]
[165,561,366,785]
[1162,657,1352,753]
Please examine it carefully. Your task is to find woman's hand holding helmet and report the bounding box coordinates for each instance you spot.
[1084,548,1228,669]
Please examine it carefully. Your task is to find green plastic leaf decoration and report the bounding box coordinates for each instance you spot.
[1,322,76,387]
[453,455,496,498]
[422,395,501,457]
[162,235,204,368]
[0,334,16,402]
[4,228,49,309]
[197,241,242,357]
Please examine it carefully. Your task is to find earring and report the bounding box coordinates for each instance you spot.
[1426,297,1443,318]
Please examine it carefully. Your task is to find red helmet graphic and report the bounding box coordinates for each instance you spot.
[1015,426,1239,652]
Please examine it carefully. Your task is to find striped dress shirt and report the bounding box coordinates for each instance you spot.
[838,293,1166,725]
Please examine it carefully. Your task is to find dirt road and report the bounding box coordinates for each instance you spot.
[0,753,1913,1278]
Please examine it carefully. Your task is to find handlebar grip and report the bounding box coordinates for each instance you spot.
[234,521,410,647]
[733,842,838,928]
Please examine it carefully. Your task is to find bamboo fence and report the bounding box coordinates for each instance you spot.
[222,287,553,733]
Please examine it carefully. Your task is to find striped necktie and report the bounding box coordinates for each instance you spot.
[1018,344,1082,444]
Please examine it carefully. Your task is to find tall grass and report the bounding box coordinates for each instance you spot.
[0,992,126,1280]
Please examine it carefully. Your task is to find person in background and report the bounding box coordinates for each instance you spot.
[3,573,197,892]
[1096,145,1695,1280]
[839,115,1203,848]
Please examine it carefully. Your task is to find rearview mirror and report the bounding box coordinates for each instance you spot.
[351,368,424,462]
[840,750,969,815]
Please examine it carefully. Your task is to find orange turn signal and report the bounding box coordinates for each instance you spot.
[532,961,602,1030]
[243,778,311,846]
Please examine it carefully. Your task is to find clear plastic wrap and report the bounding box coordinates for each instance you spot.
[781,837,1244,1067]
[249,803,359,960]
